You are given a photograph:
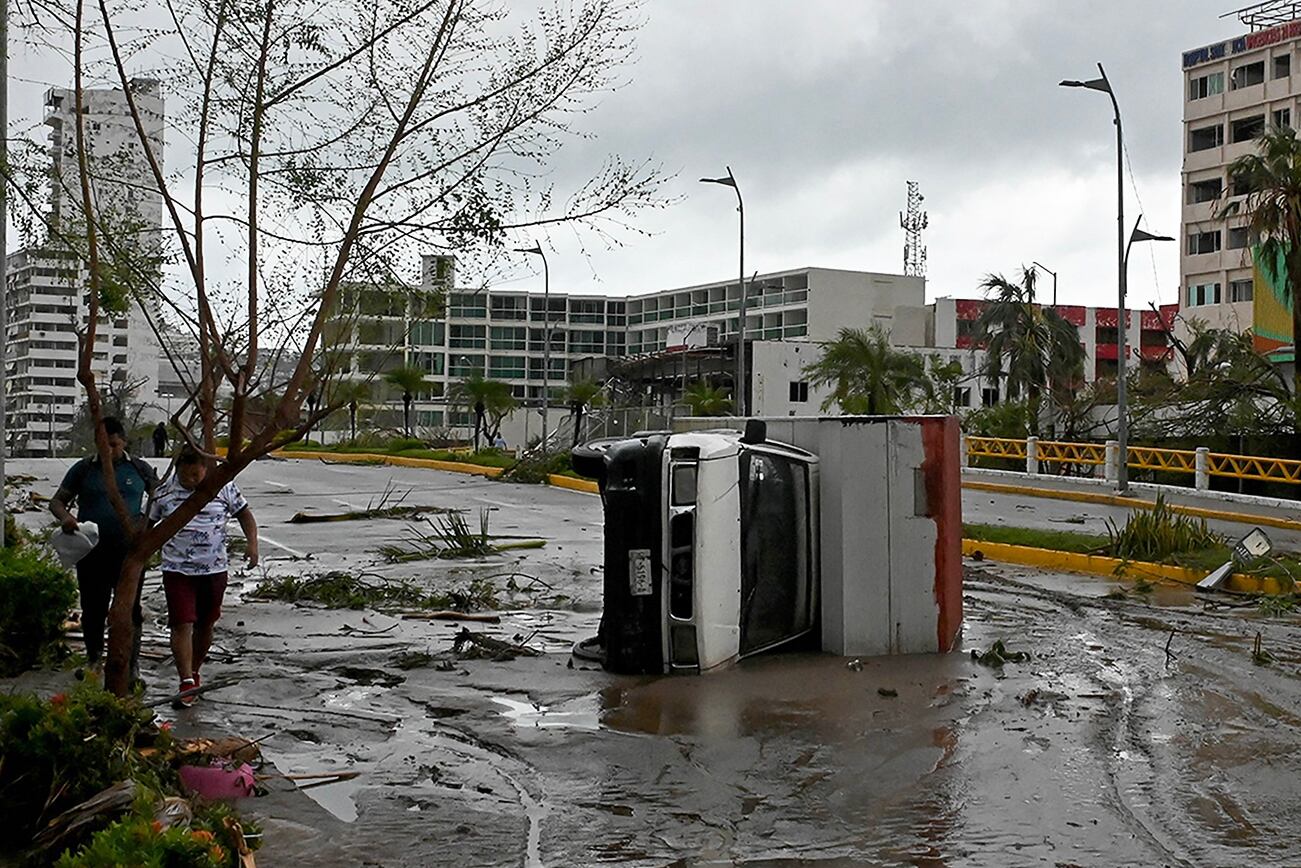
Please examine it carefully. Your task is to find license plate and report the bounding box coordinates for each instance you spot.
[628,549,653,596]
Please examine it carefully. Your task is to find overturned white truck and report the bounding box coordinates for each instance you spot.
[572,415,964,675]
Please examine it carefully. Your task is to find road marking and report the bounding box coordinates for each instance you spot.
[473,496,520,508]
[266,480,291,489]
[259,533,307,559]
[332,498,355,509]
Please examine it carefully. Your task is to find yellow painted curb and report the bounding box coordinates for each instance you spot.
[548,474,599,494]
[274,450,505,477]
[961,538,1288,595]
[963,479,1301,534]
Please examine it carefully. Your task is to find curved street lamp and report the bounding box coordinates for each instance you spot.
[1061,64,1134,492]
[700,167,746,416]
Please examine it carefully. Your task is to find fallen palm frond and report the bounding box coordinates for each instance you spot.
[289,505,455,524]
[377,509,546,562]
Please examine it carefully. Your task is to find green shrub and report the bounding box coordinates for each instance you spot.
[56,796,257,868]
[0,545,78,675]
[1106,494,1222,562]
[3,512,20,549]
[0,683,175,852]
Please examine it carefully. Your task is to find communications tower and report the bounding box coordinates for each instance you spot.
[900,181,928,278]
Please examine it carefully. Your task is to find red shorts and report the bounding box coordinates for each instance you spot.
[162,571,229,627]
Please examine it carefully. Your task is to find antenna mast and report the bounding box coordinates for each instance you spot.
[900,181,928,277]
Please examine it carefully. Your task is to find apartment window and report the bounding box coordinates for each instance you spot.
[788,381,809,403]
[569,299,605,323]
[489,295,527,320]
[1232,175,1254,197]
[1095,326,1119,344]
[956,319,977,338]
[448,324,485,349]
[1276,54,1292,79]
[981,387,999,407]
[568,330,604,354]
[1186,230,1222,255]
[527,328,565,352]
[1231,60,1266,89]
[1190,124,1224,151]
[448,354,484,377]
[1188,71,1225,100]
[488,355,526,379]
[410,321,445,346]
[1187,177,1222,204]
[489,326,526,350]
[448,292,487,319]
[1275,107,1293,129]
[1231,114,1265,143]
[1229,278,1254,302]
[1227,226,1249,249]
[1186,282,1222,307]
[953,386,971,408]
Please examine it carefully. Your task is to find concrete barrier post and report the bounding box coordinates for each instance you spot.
[1195,447,1210,491]
[959,434,969,468]
[1026,436,1038,476]
[1105,440,1119,483]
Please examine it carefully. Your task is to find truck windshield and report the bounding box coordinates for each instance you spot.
[738,450,812,655]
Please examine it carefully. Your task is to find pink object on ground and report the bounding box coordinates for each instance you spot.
[178,762,256,800]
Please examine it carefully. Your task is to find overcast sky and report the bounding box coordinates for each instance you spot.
[6,1,1254,309]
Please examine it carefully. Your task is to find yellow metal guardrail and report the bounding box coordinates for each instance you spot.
[965,436,1301,486]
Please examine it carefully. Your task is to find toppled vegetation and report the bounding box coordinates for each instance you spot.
[498,451,574,485]
[252,571,499,612]
[0,683,260,865]
[377,510,546,563]
[1105,495,1221,563]
[0,544,78,675]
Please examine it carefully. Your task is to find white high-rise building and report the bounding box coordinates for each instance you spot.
[3,81,164,455]
[1180,3,1301,353]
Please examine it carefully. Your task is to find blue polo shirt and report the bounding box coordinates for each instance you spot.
[59,455,158,544]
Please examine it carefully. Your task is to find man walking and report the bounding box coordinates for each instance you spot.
[152,422,169,458]
[49,416,159,683]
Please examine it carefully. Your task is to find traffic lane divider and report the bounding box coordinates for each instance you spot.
[961,539,1286,595]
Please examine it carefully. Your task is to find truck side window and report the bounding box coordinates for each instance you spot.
[738,452,812,655]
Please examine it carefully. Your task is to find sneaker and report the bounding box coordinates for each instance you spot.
[192,670,202,694]
[173,678,198,709]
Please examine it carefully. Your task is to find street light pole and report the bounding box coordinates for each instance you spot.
[1,0,9,546]
[1061,64,1130,492]
[515,245,551,446]
[1031,261,1058,307]
[700,168,746,416]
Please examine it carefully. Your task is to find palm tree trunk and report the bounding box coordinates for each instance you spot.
[403,392,412,438]
[1288,250,1301,444]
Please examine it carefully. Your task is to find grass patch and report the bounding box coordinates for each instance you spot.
[251,571,499,612]
[963,523,1109,555]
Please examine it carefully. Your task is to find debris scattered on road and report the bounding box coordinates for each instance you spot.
[452,627,541,660]
[1252,631,1273,666]
[970,640,1030,667]
[877,687,898,698]
[402,611,501,623]
[378,510,546,562]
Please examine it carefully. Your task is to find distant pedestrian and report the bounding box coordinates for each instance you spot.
[49,416,159,682]
[148,445,259,708]
[493,433,508,450]
[152,422,168,458]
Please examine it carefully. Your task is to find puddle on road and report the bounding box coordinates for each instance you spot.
[492,695,602,731]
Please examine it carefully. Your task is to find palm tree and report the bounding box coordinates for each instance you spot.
[1225,125,1301,418]
[449,374,516,450]
[682,381,733,416]
[329,379,371,443]
[383,365,429,438]
[565,380,603,448]
[975,268,1084,435]
[802,325,927,415]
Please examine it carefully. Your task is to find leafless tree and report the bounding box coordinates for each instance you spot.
[14,0,666,694]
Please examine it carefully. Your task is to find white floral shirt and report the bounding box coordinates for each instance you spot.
[148,477,249,576]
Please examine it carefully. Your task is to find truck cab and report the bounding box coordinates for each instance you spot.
[574,423,819,674]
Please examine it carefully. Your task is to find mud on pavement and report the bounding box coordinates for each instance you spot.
[9,458,1301,867]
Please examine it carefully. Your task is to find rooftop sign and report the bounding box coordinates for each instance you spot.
[1183,18,1301,67]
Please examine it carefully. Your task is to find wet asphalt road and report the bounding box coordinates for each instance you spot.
[7,458,1301,867]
